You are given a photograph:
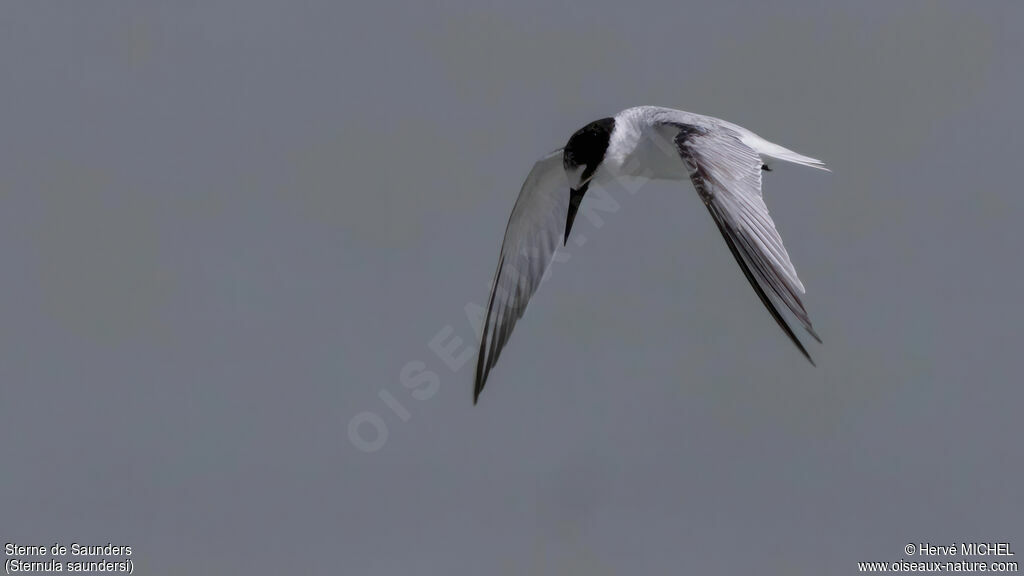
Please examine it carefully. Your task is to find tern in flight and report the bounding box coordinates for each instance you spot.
[474,106,828,404]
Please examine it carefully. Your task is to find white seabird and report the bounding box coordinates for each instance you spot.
[474,106,829,404]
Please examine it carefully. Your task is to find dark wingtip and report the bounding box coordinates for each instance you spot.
[473,360,486,406]
[785,318,815,366]
[474,255,501,406]
[796,339,816,366]
[473,350,490,406]
[473,373,484,405]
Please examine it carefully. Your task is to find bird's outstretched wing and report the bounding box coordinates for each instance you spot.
[672,124,821,362]
[475,150,568,403]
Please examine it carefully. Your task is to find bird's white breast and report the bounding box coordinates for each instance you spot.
[599,107,691,182]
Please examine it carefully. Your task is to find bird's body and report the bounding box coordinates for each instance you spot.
[599,107,694,180]
[474,106,828,404]
[602,107,825,181]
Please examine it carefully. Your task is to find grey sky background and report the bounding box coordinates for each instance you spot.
[2,2,1022,574]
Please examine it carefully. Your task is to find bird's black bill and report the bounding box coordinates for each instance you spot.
[564,186,587,245]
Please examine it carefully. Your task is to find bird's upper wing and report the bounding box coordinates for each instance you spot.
[475,149,568,403]
[670,123,821,361]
